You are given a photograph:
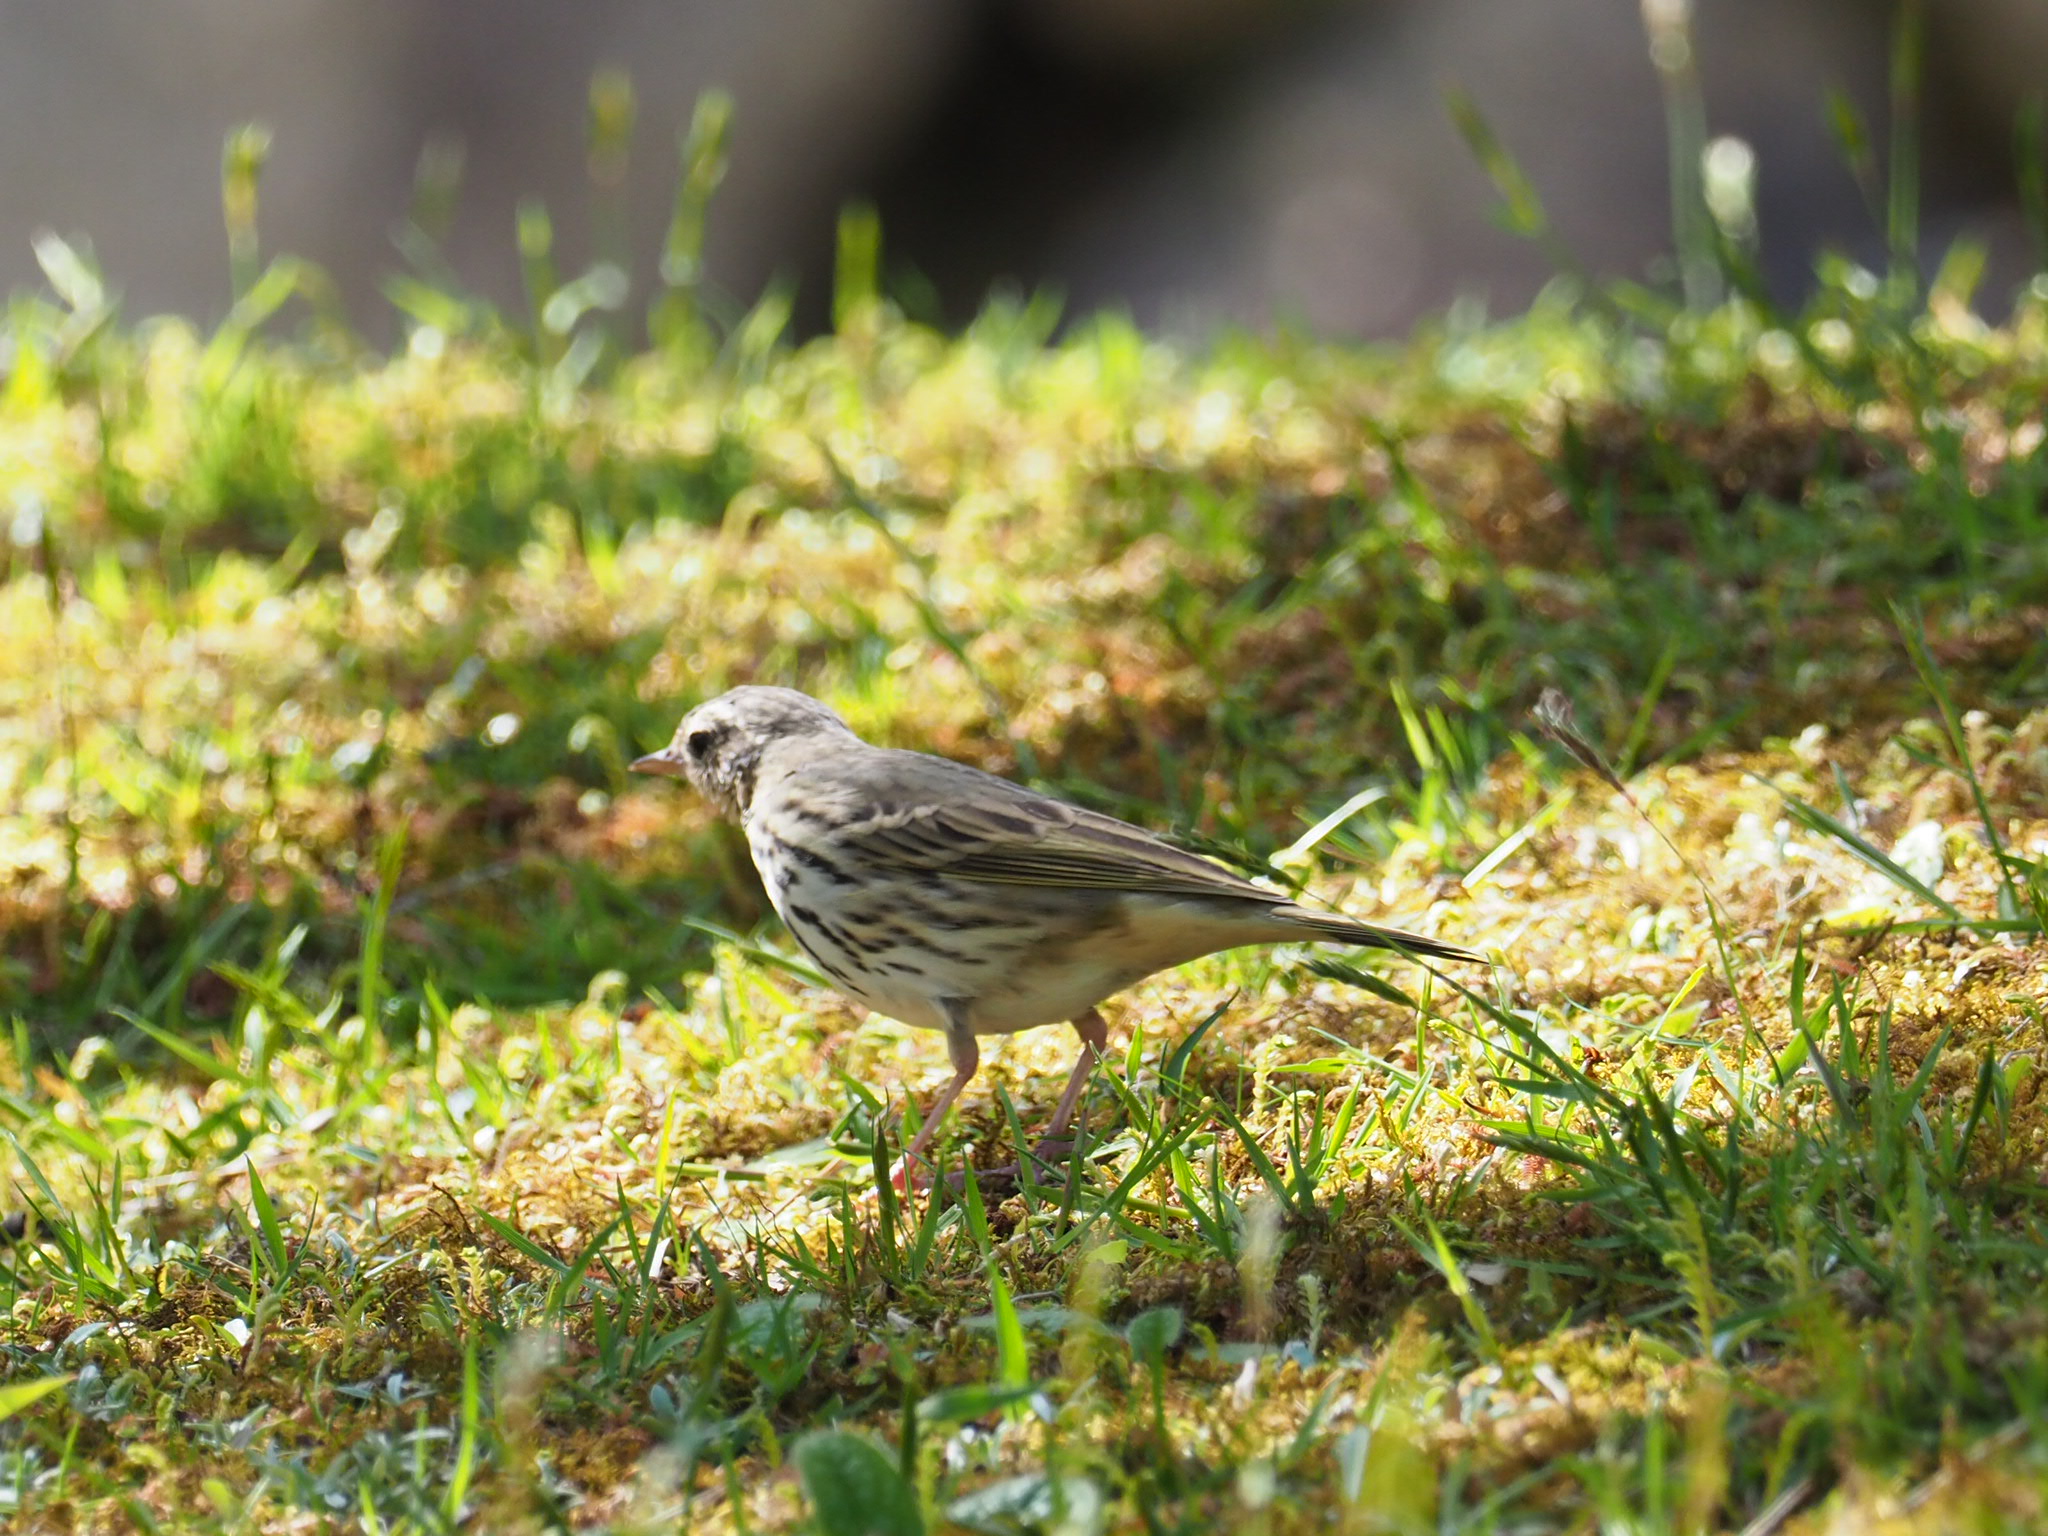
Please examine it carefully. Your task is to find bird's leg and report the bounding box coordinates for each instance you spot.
[1033,1007,1110,1162]
[896,1015,979,1189]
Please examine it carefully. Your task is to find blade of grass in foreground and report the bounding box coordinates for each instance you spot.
[1765,779,1962,920]
[1895,602,2035,930]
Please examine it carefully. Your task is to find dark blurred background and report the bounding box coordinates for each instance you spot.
[2,0,2043,338]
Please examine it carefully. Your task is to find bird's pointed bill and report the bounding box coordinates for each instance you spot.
[632,751,686,777]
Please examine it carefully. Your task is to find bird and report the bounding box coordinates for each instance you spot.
[632,685,1485,1175]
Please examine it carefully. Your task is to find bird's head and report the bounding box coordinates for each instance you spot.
[632,685,854,819]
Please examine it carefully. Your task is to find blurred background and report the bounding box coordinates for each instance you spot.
[1,0,2042,339]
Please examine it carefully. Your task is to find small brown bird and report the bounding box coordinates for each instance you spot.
[634,686,1484,1171]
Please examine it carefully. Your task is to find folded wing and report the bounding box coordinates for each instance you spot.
[825,759,1483,964]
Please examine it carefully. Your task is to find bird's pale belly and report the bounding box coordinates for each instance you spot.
[817,931,1152,1038]
[765,876,1108,1036]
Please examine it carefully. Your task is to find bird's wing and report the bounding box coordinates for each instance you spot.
[807,753,1484,962]
[826,757,1284,904]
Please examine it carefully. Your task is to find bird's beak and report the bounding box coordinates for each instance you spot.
[632,750,685,778]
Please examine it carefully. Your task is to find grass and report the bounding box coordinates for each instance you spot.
[7,33,2048,1536]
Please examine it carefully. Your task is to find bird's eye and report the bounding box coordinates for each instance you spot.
[685,728,718,760]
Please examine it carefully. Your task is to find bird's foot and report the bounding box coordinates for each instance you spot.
[1027,1135,1081,1165]
[939,1137,1087,1199]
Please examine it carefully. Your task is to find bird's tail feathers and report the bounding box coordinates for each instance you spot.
[1284,908,1486,965]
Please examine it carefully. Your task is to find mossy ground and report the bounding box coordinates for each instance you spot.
[4,256,2048,1533]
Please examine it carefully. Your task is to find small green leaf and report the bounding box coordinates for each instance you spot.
[1125,1305,1183,1367]
[991,1269,1029,1392]
[792,1430,923,1536]
[914,1383,1039,1424]
[0,1374,73,1422]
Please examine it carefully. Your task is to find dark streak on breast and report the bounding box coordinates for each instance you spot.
[788,844,858,886]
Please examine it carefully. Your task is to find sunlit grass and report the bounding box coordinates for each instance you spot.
[6,69,2048,1536]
